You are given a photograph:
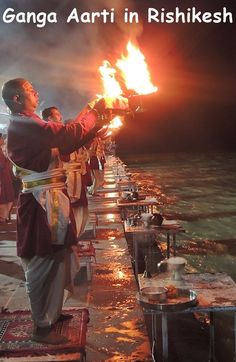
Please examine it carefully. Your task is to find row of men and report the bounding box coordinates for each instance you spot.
[0,107,106,232]
[1,78,128,344]
[41,106,106,238]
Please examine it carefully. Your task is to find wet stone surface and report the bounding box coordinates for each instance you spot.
[0,178,152,361]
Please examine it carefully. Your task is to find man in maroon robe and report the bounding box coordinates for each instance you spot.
[1,78,109,344]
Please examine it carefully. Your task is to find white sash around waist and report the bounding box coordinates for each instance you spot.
[12,163,70,246]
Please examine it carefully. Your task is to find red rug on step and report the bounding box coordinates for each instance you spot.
[0,308,89,358]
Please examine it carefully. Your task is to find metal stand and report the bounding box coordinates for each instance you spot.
[162,312,168,362]
[166,233,170,258]
[143,255,152,278]
[208,311,217,362]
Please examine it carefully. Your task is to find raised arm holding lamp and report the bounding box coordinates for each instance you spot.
[1,78,129,344]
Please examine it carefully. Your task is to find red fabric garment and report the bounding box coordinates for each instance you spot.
[100,156,106,170]
[16,191,77,257]
[84,162,92,187]
[0,149,15,203]
[60,154,70,162]
[7,112,96,258]
[90,155,99,170]
[7,113,97,172]
[72,175,88,207]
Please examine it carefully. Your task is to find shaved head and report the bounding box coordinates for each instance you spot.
[2,78,39,114]
[2,78,27,109]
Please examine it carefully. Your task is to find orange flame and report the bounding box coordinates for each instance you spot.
[99,60,122,98]
[98,61,123,131]
[116,41,157,95]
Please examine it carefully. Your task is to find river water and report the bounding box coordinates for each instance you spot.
[121,151,236,361]
[122,151,236,279]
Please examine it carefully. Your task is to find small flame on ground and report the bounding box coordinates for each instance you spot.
[116,41,157,95]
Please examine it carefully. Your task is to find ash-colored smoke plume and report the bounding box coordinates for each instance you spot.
[0,0,142,120]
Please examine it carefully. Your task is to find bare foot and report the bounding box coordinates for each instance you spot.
[32,326,68,345]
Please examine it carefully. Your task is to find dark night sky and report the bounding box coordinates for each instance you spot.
[0,0,235,153]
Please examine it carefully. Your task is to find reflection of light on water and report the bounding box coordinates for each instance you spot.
[105,319,144,338]
[106,214,115,222]
[108,236,116,240]
[107,202,116,207]
[104,192,119,198]
[116,336,133,342]
[104,184,116,189]
[105,178,116,183]
[116,270,125,279]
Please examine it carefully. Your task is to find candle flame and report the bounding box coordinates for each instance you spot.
[116,41,158,95]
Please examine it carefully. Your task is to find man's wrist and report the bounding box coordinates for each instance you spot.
[91,109,111,124]
[91,108,102,121]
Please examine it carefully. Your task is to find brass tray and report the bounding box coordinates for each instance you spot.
[137,288,198,312]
